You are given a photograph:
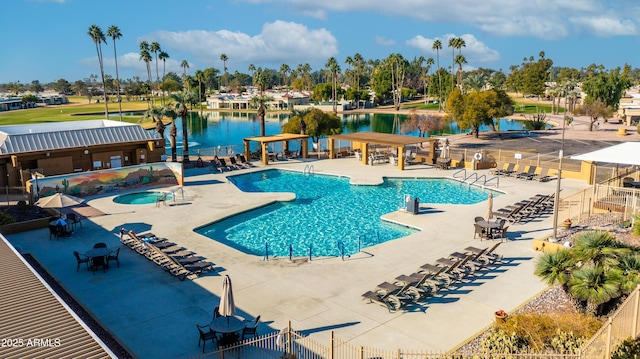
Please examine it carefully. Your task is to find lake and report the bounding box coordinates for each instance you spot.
[163,111,536,156]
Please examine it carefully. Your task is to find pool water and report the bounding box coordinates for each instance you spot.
[113,191,174,205]
[196,170,497,257]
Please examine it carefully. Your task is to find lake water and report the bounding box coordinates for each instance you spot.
[164,111,535,156]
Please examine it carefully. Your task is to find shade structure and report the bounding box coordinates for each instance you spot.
[486,193,494,220]
[219,275,236,320]
[35,193,84,213]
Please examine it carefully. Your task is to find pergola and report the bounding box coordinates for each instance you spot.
[328,132,437,170]
[243,133,310,165]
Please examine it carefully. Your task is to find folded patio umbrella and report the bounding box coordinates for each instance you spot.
[486,193,494,220]
[219,275,236,323]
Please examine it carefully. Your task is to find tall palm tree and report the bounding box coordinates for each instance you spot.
[449,37,466,91]
[220,53,228,89]
[425,57,434,103]
[302,63,312,90]
[180,60,190,91]
[454,54,467,90]
[432,40,443,111]
[251,95,274,137]
[106,25,122,121]
[194,70,205,113]
[279,63,290,88]
[150,42,161,101]
[158,50,169,105]
[139,41,154,108]
[88,24,109,118]
[248,64,256,81]
[170,92,194,163]
[325,57,340,114]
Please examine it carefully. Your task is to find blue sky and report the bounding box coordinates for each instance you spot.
[2,0,639,84]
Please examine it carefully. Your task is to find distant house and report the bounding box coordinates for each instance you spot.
[206,89,310,111]
[0,120,166,187]
[0,97,37,111]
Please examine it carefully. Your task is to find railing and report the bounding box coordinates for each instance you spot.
[468,174,486,188]
[452,168,466,181]
[484,176,500,188]
[303,164,315,176]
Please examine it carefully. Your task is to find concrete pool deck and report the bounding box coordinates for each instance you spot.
[6,158,590,358]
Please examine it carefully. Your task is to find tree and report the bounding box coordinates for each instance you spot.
[29,80,44,94]
[220,53,228,89]
[401,109,445,137]
[424,57,434,102]
[251,94,274,137]
[575,100,613,131]
[180,60,190,90]
[88,24,109,118]
[582,67,632,111]
[107,25,123,121]
[569,266,621,315]
[139,41,154,108]
[432,40,443,111]
[445,88,514,138]
[281,108,342,142]
[454,54,467,90]
[150,42,162,98]
[194,70,205,113]
[521,55,553,97]
[158,50,169,104]
[279,63,289,87]
[325,57,340,114]
[534,250,575,289]
[448,37,465,91]
[53,78,72,94]
[170,92,194,163]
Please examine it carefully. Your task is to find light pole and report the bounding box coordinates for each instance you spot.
[551,114,568,240]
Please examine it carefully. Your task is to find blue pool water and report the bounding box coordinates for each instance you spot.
[113,191,173,205]
[195,170,497,257]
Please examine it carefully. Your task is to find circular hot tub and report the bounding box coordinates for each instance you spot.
[113,191,173,205]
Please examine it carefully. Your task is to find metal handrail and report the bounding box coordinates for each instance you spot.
[452,168,466,180]
[484,176,500,188]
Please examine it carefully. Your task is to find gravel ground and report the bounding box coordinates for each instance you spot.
[457,213,637,354]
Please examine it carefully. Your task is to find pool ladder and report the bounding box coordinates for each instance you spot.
[303,164,314,176]
[452,169,499,188]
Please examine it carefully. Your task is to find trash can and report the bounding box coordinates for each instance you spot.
[406,196,419,214]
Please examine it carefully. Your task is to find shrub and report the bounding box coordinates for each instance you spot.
[0,211,16,226]
[16,200,28,212]
[497,312,601,352]
[481,328,527,353]
[549,329,587,353]
[612,337,640,359]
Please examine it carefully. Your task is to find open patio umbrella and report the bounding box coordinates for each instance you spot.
[486,193,494,221]
[219,275,236,323]
[35,193,84,215]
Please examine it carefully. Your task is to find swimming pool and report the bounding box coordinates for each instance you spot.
[196,170,498,258]
[113,191,173,205]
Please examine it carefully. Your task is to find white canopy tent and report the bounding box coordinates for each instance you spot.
[571,142,640,166]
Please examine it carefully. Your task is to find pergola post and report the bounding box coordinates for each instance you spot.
[398,146,405,170]
[362,142,369,165]
[243,140,251,162]
[328,138,335,159]
[301,138,308,158]
[261,142,269,165]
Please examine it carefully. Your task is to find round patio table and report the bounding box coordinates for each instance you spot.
[209,315,246,334]
[84,247,112,258]
[477,220,502,238]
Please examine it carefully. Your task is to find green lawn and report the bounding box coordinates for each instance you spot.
[513,101,565,115]
[0,97,151,126]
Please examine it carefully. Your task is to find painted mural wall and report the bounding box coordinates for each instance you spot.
[29,163,183,199]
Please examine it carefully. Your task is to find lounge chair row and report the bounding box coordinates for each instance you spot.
[120,229,215,280]
[490,163,555,182]
[211,154,254,173]
[362,243,503,312]
[494,193,554,224]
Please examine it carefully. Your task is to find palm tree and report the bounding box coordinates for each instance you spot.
[158,50,169,104]
[87,24,109,118]
[251,95,274,137]
[279,63,290,88]
[449,37,466,91]
[220,53,228,89]
[139,41,154,108]
[194,70,205,113]
[302,63,312,90]
[106,25,122,121]
[425,57,434,102]
[572,231,630,268]
[569,266,622,315]
[325,57,340,114]
[432,39,443,111]
[180,60,190,91]
[534,250,575,289]
[150,42,161,101]
[454,54,467,90]
[170,92,194,163]
[618,255,640,294]
[248,64,256,80]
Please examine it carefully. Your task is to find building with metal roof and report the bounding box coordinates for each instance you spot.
[0,120,165,188]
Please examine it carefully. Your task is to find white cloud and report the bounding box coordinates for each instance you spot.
[406,34,500,64]
[142,20,337,68]
[375,36,396,46]
[239,0,639,39]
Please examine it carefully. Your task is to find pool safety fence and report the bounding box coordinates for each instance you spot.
[187,321,583,359]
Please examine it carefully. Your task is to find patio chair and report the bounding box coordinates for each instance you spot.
[242,315,260,340]
[49,225,61,240]
[473,223,488,240]
[73,251,89,272]
[516,166,537,180]
[535,168,554,182]
[494,163,515,176]
[362,290,403,312]
[228,156,243,169]
[395,265,449,298]
[66,213,82,229]
[107,247,120,268]
[219,158,234,171]
[474,216,485,223]
[196,324,217,353]
[213,306,221,320]
[236,154,254,167]
[89,255,107,274]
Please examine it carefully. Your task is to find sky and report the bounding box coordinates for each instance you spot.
[1,0,639,85]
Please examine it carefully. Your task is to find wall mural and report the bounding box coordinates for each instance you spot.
[30,163,183,199]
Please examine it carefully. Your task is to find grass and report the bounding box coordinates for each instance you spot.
[0,96,152,126]
[513,101,565,115]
